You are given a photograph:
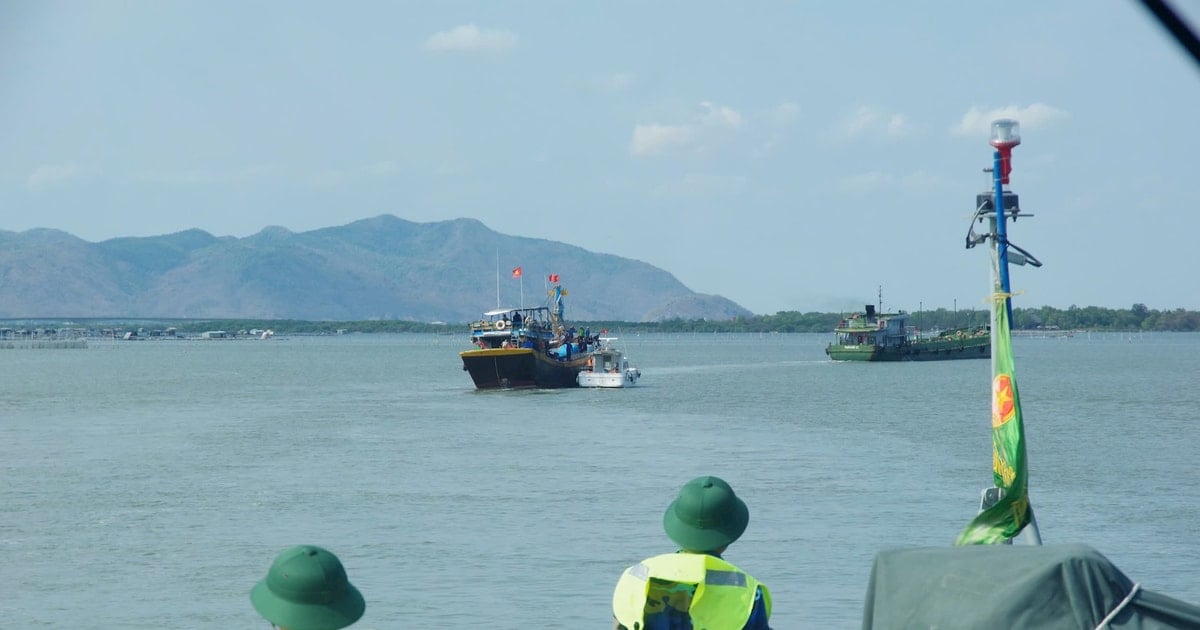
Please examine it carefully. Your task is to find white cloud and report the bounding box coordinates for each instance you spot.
[27,163,82,189]
[424,24,516,54]
[840,108,876,138]
[836,106,913,140]
[753,136,781,159]
[628,101,744,157]
[751,103,802,158]
[886,114,912,136]
[630,124,696,156]
[952,103,1070,137]
[700,101,743,128]
[772,102,800,126]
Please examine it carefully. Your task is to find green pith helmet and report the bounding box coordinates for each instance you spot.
[250,545,365,630]
[663,476,749,553]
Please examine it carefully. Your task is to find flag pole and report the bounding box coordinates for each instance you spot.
[990,132,1041,545]
[958,119,1043,546]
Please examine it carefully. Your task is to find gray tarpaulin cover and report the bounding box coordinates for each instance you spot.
[861,544,1200,629]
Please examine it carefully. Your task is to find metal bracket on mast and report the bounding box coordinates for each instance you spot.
[964,172,1042,267]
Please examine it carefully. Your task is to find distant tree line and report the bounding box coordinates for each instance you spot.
[161,304,1199,334]
[166,319,450,335]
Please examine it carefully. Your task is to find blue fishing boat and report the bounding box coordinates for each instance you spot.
[459,283,597,389]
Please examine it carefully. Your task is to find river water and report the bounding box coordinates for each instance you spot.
[2,331,1197,628]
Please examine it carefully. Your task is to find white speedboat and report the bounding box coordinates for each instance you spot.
[576,338,640,388]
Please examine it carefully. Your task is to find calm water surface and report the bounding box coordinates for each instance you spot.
[2,332,1198,628]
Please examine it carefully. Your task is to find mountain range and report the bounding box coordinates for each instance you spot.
[0,215,752,322]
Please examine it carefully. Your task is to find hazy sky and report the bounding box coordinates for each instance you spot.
[3,1,1198,315]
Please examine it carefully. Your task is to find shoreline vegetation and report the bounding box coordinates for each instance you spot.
[3,304,1198,336]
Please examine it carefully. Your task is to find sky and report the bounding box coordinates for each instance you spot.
[3,1,1199,316]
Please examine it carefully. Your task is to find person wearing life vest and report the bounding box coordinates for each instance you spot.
[251,545,365,630]
[612,476,771,630]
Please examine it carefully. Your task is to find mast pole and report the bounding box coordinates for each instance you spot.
[992,151,1014,322]
[986,121,1042,545]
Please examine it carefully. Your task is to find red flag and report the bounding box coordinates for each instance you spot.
[548,274,560,283]
[512,267,522,279]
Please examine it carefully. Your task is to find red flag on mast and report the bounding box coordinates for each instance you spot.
[512,267,522,279]
[548,274,560,283]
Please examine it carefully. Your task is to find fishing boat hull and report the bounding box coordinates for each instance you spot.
[826,304,990,362]
[825,338,990,361]
[460,347,591,389]
[461,283,598,389]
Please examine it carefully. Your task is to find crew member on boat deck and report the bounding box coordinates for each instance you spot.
[251,545,365,630]
[511,311,522,327]
[612,476,771,630]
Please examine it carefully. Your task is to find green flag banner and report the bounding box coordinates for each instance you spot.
[956,296,1033,545]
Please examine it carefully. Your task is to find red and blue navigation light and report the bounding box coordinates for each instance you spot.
[989,119,1021,185]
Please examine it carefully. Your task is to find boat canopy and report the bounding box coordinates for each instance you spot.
[482,306,550,317]
[862,544,1200,629]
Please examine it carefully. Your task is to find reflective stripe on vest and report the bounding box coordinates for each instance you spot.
[612,552,770,630]
[705,569,746,587]
[629,562,650,580]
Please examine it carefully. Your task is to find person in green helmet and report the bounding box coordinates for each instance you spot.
[251,545,365,630]
[611,476,772,630]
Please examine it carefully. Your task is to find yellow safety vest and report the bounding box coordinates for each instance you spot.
[612,552,770,630]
